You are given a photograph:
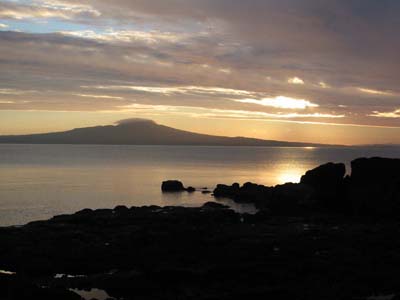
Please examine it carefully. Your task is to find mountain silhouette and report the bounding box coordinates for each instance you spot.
[0,118,329,147]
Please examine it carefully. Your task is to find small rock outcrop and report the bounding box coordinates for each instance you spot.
[161,180,186,192]
[187,186,196,193]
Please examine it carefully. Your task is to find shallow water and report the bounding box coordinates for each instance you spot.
[0,144,399,226]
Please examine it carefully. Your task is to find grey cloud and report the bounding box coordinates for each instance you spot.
[0,1,100,20]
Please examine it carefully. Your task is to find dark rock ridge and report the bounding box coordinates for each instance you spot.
[213,157,400,216]
[2,204,400,299]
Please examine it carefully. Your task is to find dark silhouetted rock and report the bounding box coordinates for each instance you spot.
[114,205,129,213]
[351,157,400,184]
[201,202,229,209]
[187,186,196,193]
[2,205,400,300]
[268,183,314,213]
[347,157,400,215]
[161,180,185,192]
[211,157,400,216]
[213,183,240,198]
[235,182,272,204]
[0,274,81,300]
[300,162,346,188]
[300,162,346,211]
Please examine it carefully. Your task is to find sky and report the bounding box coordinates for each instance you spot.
[0,0,399,145]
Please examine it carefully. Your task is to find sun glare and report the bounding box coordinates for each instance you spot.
[276,170,303,184]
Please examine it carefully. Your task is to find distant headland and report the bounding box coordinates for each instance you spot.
[0,118,333,147]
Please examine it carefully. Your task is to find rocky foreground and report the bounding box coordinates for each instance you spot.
[1,157,400,300]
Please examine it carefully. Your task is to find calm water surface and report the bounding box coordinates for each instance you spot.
[0,144,399,226]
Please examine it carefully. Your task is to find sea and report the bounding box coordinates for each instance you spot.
[0,144,399,226]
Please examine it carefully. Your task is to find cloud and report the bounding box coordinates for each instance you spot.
[370,109,400,118]
[74,94,124,100]
[0,1,100,20]
[319,82,329,89]
[60,29,185,44]
[83,85,254,97]
[358,88,394,96]
[0,88,37,95]
[118,103,344,120]
[288,77,305,85]
[235,96,318,109]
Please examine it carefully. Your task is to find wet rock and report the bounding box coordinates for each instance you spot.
[161,180,185,192]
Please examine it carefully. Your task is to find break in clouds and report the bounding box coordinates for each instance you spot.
[0,0,399,128]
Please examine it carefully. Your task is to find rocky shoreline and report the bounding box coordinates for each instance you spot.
[213,157,400,216]
[1,157,400,300]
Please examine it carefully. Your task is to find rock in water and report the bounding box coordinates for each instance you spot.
[213,183,240,198]
[161,180,185,192]
[187,186,196,193]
